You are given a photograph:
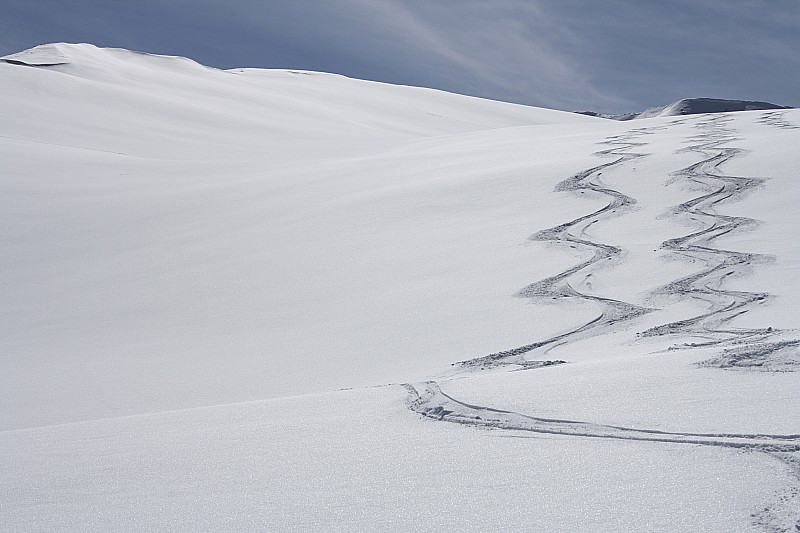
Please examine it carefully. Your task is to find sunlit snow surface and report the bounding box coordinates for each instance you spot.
[2,44,799,531]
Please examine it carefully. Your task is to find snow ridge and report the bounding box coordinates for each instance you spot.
[578,98,792,121]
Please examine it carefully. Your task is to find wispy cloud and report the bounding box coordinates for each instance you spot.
[338,0,628,110]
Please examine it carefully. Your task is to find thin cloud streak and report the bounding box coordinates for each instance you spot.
[335,0,629,111]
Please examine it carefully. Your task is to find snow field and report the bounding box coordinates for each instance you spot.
[2,43,799,530]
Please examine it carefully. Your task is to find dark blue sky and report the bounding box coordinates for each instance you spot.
[2,0,798,114]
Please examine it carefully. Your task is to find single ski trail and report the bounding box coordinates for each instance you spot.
[458,128,660,370]
[642,114,800,372]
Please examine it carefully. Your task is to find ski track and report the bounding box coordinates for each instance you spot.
[456,126,665,370]
[640,114,800,373]
[403,380,800,532]
[757,110,799,130]
[403,381,800,450]
[405,113,800,531]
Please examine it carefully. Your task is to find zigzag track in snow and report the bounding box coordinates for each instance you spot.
[641,114,800,372]
[757,110,799,130]
[457,128,663,370]
[407,114,800,530]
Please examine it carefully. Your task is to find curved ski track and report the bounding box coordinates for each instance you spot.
[757,110,799,130]
[641,114,800,372]
[457,128,659,370]
[404,114,800,530]
[403,381,800,451]
[403,379,800,532]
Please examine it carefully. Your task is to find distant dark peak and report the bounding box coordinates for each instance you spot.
[1,58,68,67]
[574,111,603,117]
[577,98,793,121]
[643,98,792,119]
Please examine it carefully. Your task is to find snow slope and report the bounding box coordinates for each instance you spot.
[1,43,592,160]
[2,44,799,531]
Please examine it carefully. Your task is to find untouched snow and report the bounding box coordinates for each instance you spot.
[2,44,799,531]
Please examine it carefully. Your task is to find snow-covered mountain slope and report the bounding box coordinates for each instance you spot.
[1,43,594,160]
[0,43,604,430]
[629,98,792,120]
[578,97,792,120]
[2,44,799,531]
